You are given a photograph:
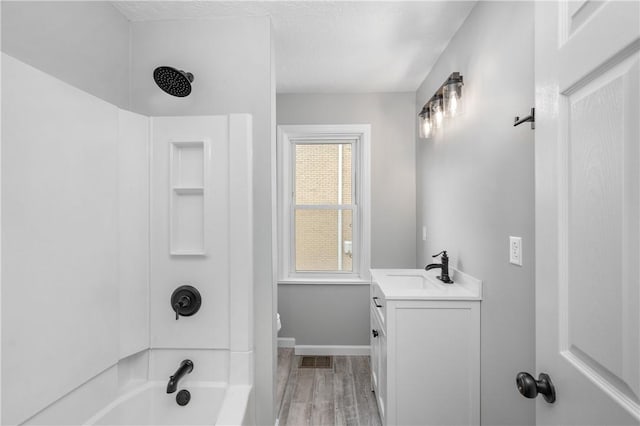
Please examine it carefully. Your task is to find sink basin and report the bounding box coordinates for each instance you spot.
[371,268,482,300]
[384,273,436,290]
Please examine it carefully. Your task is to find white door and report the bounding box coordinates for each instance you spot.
[535,1,640,425]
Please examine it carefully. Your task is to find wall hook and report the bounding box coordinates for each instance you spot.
[514,107,535,129]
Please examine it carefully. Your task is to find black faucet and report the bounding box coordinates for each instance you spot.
[425,250,453,284]
[167,359,193,394]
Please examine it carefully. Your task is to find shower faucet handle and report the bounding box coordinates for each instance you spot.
[173,303,180,320]
[170,285,202,321]
[173,296,190,320]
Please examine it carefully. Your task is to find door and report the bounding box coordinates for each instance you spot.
[535,1,640,425]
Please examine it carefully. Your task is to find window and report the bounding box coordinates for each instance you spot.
[278,125,371,282]
[294,141,353,272]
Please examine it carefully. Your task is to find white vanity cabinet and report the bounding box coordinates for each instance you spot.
[370,269,482,426]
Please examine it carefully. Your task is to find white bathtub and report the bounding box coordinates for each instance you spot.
[84,382,251,426]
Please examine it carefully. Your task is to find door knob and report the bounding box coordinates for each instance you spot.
[516,372,556,403]
[372,329,379,338]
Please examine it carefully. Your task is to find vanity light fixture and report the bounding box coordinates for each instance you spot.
[418,72,464,139]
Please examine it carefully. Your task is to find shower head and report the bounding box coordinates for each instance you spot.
[153,66,194,97]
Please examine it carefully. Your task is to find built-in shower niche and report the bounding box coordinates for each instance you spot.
[170,141,207,255]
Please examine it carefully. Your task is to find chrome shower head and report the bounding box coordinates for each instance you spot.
[153,66,194,97]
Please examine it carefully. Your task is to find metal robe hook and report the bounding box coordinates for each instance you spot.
[514,107,535,129]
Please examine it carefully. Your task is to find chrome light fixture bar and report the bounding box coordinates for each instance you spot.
[418,72,464,139]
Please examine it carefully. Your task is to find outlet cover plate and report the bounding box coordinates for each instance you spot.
[510,236,522,266]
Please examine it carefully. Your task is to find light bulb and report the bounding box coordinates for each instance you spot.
[443,78,463,117]
[447,92,458,115]
[421,115,432,139]
[419,110,432,139]
[434,108,443,128]
[430,96,443,129]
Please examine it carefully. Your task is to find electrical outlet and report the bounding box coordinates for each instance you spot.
[510,236,522,266]
[422,226,427,241]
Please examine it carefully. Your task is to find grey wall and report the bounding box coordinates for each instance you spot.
[1,1,130,109]
[415,2,535,425]
[130,17,276,425]
[277,93,416,345]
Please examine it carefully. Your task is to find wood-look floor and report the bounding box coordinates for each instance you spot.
[276,348,382,426]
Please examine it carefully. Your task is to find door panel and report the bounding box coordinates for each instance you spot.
[535,0,640,424]
[564,56,640,405]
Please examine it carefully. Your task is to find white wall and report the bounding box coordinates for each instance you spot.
[1,54,149,425]
[1,1,131,109]
[130,17,276,424]
[118,110,150,360]
[415,2,535,425]
[276,93,416,346]
[150,116,230,351]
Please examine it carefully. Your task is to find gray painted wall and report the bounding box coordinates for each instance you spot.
[415,2,535,425]
[1,1,130,109]
[277,93,416,345]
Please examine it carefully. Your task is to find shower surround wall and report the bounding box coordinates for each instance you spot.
[149,115,254,388]
[1,54,150,425]
[1,53,254,425]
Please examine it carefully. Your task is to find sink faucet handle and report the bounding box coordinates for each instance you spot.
[432,250,447,258]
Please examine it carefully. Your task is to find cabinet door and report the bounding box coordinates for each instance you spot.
[378,324,387,423]
[370,305,386,422]
[370,305,380,390]
[393,302,479,426]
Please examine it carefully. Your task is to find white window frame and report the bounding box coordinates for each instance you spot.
[277,124,371,284]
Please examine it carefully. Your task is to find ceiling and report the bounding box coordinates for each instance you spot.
[113,1,476,94]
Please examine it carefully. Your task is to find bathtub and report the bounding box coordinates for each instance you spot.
[84,382,251,426]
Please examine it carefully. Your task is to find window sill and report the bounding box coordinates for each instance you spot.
[278,278,371,285]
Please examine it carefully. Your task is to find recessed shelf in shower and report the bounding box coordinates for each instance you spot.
[170,140,208,256]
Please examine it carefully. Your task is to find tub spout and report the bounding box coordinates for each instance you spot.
[167,359,193,394]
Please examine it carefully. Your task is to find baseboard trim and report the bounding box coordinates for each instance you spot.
[277,337,296,348]
[294,345,370,356]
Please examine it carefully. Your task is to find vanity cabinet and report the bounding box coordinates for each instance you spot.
[370,269,481,426]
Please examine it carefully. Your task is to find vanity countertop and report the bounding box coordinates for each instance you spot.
[370,268,482,301]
